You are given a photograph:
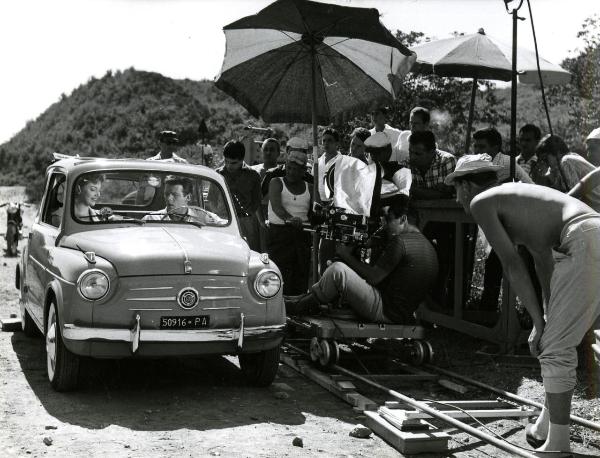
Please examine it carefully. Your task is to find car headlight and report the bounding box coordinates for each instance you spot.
[254,269,281,299]
[77,269,110,300]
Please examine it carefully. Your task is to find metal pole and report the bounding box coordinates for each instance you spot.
[464,78,478,155]
[310,47,320,284]
[285,344,536,458]
[510,8,518,181]
[424,364,600,432]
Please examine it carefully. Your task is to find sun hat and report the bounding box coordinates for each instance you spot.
[585,127,600,142]
[444,154,502,186]
[287,150,308,166]
[364,132,391,148]
[287,136,309,151]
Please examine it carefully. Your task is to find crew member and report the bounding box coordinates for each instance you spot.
[446,154,600,454]
[285,196,438,324]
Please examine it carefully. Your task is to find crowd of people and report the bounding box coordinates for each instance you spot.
[149,110,600,454]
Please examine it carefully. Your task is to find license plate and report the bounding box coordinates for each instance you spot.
[160,315,210,329]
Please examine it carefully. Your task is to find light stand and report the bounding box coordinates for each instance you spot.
[504,0,525,181]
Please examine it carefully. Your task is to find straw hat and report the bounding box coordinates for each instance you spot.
[444,154,502,185]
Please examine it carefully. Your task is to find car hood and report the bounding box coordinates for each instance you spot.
[60,226,250,276]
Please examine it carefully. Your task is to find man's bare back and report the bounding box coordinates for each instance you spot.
[473,183,595,253]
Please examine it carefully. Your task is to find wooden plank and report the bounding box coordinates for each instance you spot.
[380,406,540,421]
[393,362,437,377]
[1,318,21,332]
[364,374,438,382]
[336,380,357,392]
[364,411,449,454]
[279,352,378,412]
[438,378,469,394]
[385,400,511,410]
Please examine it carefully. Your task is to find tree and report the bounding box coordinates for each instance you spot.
[548,14,600,151]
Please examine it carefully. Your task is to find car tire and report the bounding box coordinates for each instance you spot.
[46,301,80,391]
[21,305,39,337]
[239,344,280,387]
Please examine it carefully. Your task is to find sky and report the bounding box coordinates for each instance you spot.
[0,0,597,145]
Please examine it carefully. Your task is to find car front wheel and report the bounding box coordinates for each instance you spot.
[46,301,80,391]
[239,345,280,387]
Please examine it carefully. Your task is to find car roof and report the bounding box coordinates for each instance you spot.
[47,157,222,181]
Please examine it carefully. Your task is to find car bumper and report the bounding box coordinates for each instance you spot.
[62,314,285,358]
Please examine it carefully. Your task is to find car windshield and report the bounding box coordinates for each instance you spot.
[71,170,231,226]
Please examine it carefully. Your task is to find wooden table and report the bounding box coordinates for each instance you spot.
[411,200,529,353]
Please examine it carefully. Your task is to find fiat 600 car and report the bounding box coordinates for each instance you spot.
[16,157,285,391]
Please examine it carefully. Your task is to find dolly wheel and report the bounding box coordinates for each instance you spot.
[408,340,427,366]
[319,340,340,367]
[424,340,435,363]
[309,337,321,362]
[309,338,340,367]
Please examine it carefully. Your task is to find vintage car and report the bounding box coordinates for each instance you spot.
[16,157,285,391]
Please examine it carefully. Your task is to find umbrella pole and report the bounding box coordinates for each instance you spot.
[310,48,320,285]
[464,78,477,155]
[509,7,521,181]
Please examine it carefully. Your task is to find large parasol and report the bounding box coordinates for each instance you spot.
[216,0,416,280]
[410,28,570,156]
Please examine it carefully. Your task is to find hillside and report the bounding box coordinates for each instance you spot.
[0,69,265,199]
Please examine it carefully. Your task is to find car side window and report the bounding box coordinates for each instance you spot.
[204,180,229,219]
[42,173,66,228]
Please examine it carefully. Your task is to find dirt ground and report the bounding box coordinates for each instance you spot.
[0,186,599,458]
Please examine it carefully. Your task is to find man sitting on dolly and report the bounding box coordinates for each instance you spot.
[284,196,438,324]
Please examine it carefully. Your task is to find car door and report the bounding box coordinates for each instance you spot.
[25,172,66,325]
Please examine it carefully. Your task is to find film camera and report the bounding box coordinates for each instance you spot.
[309,204,382,247]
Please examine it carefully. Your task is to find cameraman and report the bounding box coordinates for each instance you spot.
[285,196,438,324]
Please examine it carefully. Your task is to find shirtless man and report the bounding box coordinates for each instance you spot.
[445,154,600,454]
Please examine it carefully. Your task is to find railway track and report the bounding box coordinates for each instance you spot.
[280,340,600,457]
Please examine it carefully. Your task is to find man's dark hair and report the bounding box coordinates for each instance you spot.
[473,127,502,150]
[351,127,371,143]
[223,140,246,160]
[322,128,340,143]
[410,106,430,124]
[409,130,436,150]
[164,175,194,196]
[519,124,542,141]
[386,195,410,219]
[536,134,569,158]
[372,106,389,117]
[262,138,280,152]
[454,171,498,186]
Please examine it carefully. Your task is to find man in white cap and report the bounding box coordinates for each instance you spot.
[585,127,600,166]
[446,154,600,455]
[364,132,412,204]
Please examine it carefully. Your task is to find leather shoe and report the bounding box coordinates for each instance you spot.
[525,423,546,449]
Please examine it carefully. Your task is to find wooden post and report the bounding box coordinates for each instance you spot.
[510,8,518,181]
[464,78,477,155]
[310,46,320,284]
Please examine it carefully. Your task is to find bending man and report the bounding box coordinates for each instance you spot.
[445,154,600,454]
